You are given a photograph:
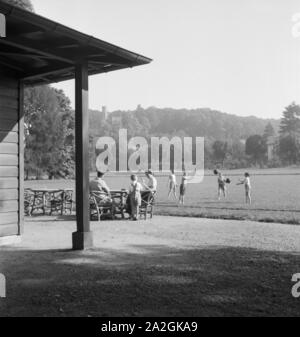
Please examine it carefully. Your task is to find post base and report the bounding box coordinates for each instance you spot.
[72,231,93,250]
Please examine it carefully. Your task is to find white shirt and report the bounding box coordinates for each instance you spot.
[144,175,157,192]
[169,174,177,185]
[129,181,143,194]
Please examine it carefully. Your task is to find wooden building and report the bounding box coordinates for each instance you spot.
[0,1,151,248]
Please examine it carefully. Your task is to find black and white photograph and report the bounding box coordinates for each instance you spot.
[0,0,300,320]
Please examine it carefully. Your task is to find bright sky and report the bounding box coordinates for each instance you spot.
[31,0,300,119]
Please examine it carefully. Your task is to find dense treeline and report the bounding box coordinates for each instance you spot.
[89,106,284,171]
[91,106,279,141]
[24,85,299,179]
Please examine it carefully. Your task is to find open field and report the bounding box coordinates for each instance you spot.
[25,168,300,224]
[1,216,300,317]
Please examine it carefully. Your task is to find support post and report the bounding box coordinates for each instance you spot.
[72,62,93,250]
[18,81,24,235]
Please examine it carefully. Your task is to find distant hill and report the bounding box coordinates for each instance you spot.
[89,106,280,141]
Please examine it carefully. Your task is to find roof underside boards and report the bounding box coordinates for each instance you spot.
[0,1,152,86]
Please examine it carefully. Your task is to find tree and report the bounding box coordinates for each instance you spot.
[280,102,300,137]
[245,135,267,166]
[279,135,299,165]
[55,89,75,178]
[277,102,300,166]
[24,86,75,179]
[212,140,228,166]
[225,140,247,169]
[2,0,34,11]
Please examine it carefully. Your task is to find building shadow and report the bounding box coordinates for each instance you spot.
[0,244,299,317]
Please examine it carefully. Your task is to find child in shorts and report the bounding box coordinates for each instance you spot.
[237,172,251,204]
[168,170,178,200]
[129,174,142,220]
[179,172,188,205]
[217,172,227,200]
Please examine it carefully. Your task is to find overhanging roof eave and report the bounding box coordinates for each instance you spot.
[0,0,152,85]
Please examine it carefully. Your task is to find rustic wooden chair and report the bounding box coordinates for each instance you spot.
[63,190,74,214]
[24,189,34,216]
[49,190,65,215]
[89,193,101,221]
[139,191,156,220]
[89,191,115,221]
[30,190,46,215]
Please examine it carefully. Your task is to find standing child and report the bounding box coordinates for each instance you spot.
[179,172,188,205]
[129,175,142,220]
[217,172,227,200]
[237,172,252,204]
[167,170,177,200]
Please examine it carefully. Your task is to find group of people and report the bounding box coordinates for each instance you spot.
[216,170,252,204]
[167,169,252,205]
[89,170,157,221]
[167,170,193,205]
[90,168,252,221]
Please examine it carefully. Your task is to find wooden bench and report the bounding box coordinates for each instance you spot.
[139,191,156,220]
[89,191,115,221]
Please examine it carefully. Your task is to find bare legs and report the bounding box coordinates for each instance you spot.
[168,185,177,200]
[179,194,185,205]
[218,187,226,201]
[245,190,251,204]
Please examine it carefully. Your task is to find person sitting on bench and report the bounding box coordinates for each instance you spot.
[141,170,157,201]
[89,171,112,203]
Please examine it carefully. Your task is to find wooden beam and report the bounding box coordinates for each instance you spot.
[89,61,125,67]
[0,39,74,65]
[72,62,93,250]
[22,66,74,82]
[23,63,127,87]
[18,82,24,235]
[0,57,25,73]
[0,52,60,59]
[57,44,80,49]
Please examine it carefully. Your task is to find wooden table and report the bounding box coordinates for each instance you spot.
[110,190,129,219]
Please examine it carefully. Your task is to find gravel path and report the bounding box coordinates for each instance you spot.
[18,216,300,252]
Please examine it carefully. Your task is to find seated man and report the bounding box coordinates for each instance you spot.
[141,170,157,201]
[89,171,112,203]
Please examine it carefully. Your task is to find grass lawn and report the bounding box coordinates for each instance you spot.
[1,216,300,317]
[25,168,300,224]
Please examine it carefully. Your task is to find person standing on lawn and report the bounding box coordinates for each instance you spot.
[217,171,227,201]
[179,172,188,205]
[167,170,177,200]
[237,172,252,204]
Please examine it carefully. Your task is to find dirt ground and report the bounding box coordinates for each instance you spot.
[1,216,300,317]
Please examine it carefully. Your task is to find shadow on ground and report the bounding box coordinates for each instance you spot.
[0,244,299,317]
